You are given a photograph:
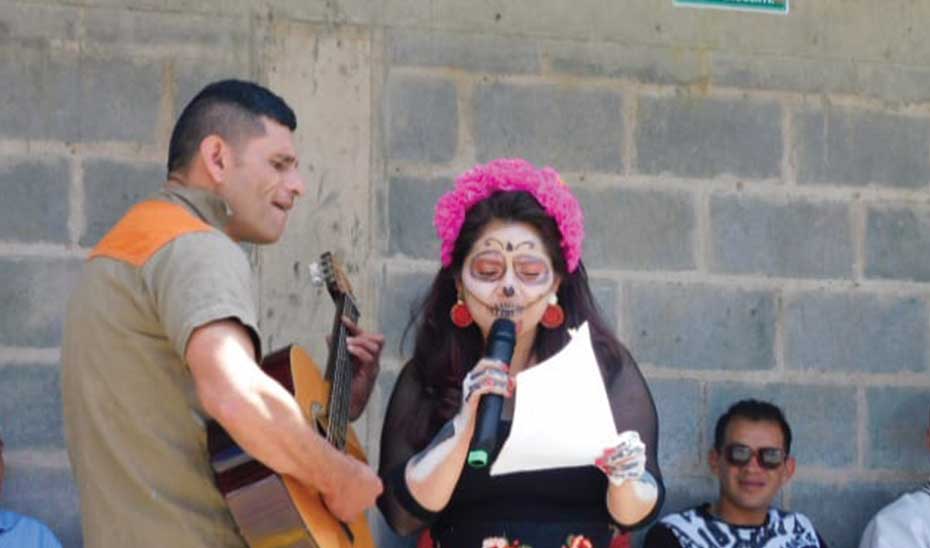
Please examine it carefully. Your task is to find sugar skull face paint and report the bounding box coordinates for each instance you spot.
[459,220,560,338]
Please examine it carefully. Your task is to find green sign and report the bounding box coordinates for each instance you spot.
[675,0,788,14]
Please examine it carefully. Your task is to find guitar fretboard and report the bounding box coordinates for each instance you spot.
[326,293,359,452]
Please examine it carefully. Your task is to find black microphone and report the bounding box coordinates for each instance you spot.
[467,318,516,468]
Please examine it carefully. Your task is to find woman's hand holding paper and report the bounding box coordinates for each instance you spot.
[595,430,647,486]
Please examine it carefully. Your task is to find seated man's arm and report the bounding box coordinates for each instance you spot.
[186,318,382,522]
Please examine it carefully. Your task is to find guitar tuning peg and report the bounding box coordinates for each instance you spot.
[308,262,324,287]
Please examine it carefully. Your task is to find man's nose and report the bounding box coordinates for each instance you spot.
[743,454,764,472]
[287,169,306,197]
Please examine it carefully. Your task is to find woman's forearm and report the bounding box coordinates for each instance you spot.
[404,412,474,511]
[606,471,660,526]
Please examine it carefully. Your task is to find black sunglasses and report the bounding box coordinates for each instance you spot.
[723,443,786,470]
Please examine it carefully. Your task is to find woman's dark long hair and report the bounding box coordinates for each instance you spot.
[401,191,627,448]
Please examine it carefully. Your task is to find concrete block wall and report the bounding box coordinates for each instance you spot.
[1,1,929,547]
[0,3,253,546]
[375,7,930,548]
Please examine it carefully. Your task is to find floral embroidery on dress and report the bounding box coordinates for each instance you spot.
[478,534,593,548]
[480,537,529,548]
[563,535,593,548]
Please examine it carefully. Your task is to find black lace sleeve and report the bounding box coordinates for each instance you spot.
[377,361,441,536]
[643,523,682,548]
[603,345,665,529]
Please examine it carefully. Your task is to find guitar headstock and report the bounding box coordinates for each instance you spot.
[315,252,355,305]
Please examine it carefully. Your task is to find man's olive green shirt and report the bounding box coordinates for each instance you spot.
[62,185,260,548]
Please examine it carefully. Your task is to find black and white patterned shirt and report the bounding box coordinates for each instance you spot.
[644,503,827,548]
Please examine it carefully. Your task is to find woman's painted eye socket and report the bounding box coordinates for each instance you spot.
[515,257,549,282]
[472,256,505,279]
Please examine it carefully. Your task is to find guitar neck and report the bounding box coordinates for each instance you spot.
[325,294,359,451]
[325,294,359,378]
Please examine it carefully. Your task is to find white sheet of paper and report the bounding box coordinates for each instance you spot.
[490,322,619,476]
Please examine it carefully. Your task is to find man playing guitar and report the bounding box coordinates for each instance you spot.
[62,79,383,548]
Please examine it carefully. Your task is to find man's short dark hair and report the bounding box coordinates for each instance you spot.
[167,79,297,174]
[713,398,793,454]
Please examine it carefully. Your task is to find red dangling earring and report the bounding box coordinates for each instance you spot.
[540,293,564,329]
[450,297,474,328]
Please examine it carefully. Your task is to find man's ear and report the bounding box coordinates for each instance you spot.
[708,448,721,476]
[782,455,797,483]
[199,135,229,184]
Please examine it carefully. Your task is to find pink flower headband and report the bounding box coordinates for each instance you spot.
[434,158,585,272]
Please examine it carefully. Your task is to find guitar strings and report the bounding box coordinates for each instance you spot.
[327,295,358,452]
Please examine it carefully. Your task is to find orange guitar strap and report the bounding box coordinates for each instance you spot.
[89,200,215,267]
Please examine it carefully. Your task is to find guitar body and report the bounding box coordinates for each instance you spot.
[281,345,374,548]
[208,345,374,548]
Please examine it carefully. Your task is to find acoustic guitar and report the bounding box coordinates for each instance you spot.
[207,252,375,548]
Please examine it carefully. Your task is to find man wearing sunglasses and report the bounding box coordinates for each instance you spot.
[858,404,930,548]
[643,399,828,548]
